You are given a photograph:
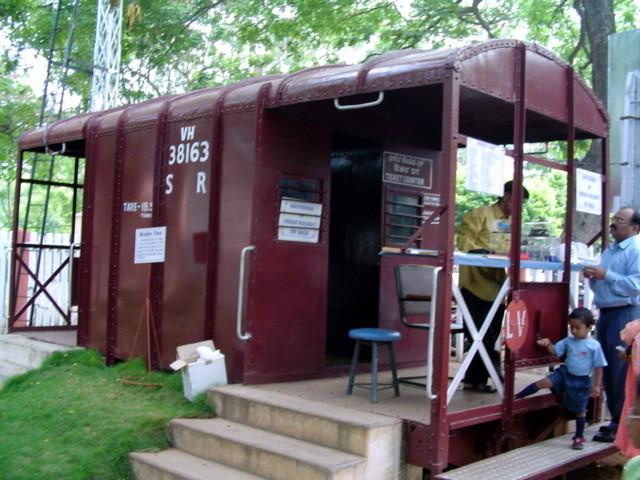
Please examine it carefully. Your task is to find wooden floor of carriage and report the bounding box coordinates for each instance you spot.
[256,363,548,423]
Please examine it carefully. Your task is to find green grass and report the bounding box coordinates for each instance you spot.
[0,349,213,480]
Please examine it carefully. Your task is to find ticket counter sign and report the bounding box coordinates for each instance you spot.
[382,152,433,189]
[504,298,529,351]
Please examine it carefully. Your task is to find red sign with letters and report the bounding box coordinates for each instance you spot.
[504,299,529,351]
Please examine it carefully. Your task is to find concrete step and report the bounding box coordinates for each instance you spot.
[208,384,402,458]
[170,417,366,480]
[130,448,267,480]
[0,334,73,370]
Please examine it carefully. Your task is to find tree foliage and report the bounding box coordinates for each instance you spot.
[2,0,638,105]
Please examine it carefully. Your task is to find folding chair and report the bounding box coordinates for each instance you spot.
[394,263,463,399]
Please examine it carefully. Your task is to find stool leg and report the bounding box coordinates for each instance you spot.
[371,341,378,403]
[387,342,400,397]
[347,339,361,395]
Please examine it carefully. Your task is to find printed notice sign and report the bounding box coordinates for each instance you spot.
[277,200,322,243]
[465,137,506,196]
[278,213,322,229]
[277,227,320,243]
[382,152,433,189]
[134,226,167,264]
[576,168,602,215]
[280,199,323,216]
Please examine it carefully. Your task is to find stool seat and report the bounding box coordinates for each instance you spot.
[346,327,401,403]
[349,328,401,342]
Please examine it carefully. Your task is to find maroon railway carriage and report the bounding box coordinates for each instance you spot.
[12,39,610,474]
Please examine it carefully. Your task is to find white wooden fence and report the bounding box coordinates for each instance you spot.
[0,231,76,334]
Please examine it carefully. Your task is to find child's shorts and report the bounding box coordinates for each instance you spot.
[548,365,591,414]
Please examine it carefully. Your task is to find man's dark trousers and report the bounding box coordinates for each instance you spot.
[596,304,640,428]
[461,288,504,386]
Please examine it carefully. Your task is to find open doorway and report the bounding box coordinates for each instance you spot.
[325,134,383,366]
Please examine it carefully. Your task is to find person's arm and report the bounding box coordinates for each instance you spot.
[584,249,640,297]
[457,208,486,252]
[591,367,603,398]
[536,337,556,356]
[607,249,640,297]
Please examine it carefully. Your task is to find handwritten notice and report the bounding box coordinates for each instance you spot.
[576,168,602,215]
[134,226,166,264]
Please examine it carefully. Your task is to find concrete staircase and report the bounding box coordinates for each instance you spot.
[0,333,75,383]
[130,384,420,480]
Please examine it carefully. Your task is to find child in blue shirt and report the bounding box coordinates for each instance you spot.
[516,307,607,450]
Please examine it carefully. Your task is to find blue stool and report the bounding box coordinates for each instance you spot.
[346,328,401,403]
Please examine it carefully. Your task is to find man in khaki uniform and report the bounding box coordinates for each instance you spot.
[457,181,529,392]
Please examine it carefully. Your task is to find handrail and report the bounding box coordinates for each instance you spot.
[3,247,10,326]
[426,266,442,400]
[45,142,66,156]
[334,91,384,110]
[68,242,80,313]
[236,245,255,341]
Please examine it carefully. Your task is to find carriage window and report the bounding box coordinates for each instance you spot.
[279,178,321,202]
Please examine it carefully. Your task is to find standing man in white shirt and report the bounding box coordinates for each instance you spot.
[584,206,640,442]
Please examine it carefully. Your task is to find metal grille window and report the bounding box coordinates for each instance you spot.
[384,191,423,246]
[279,177,322,202]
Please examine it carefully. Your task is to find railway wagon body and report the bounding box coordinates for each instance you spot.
[12,39,610,474]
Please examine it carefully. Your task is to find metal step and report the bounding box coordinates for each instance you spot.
[434,424,617,480]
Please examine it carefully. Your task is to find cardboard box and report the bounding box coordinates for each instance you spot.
[169,340,228,401]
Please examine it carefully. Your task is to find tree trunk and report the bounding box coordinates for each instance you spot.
[571,0,615,244]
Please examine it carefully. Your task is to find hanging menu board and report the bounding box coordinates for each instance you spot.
[465,137,507,196]
[277,199,322,243]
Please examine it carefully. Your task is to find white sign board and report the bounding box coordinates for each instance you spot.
[134,226,167,264]
[280,199,322,216]
[278,213,322,229]
[277,227,320,243]
[465,137,507,196]
[576,168,602,215]
[382,152,433,189]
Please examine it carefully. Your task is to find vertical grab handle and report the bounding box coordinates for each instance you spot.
[3,247,10,324]
[426,266,442,400]
[68,242,80,314]
[236,245,255,341]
